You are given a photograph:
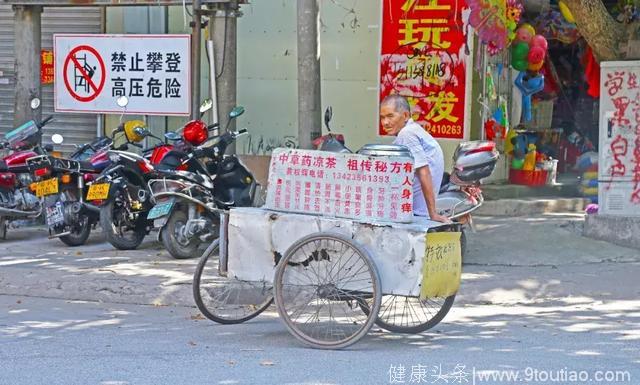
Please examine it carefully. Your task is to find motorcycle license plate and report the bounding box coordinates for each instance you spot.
[86,183,111,201]
[147,198,175,220]
[34,178,59,197]
[46,202,64,227]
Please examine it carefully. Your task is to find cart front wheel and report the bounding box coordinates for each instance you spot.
[193,240,274,324]
[274,233,382,350]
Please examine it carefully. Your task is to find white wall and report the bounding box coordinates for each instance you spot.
[106,1,474,171]
[235,0,463,171]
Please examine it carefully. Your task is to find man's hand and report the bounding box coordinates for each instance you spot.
[429,213,452,223]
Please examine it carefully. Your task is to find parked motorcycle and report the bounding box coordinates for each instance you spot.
[95,98,216,251]
[147,106,257,259]
[435,141,499,255]
[0,98,55,239]
[25,133,115,246]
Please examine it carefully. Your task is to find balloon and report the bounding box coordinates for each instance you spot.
[558,0,576,24]
[515,23,535,43]
[528,46,546,64]
[515,72,545,122]
[512,59,529,72]
[511,42,530,60]
[530,34,548,50]
[528,60,545,72]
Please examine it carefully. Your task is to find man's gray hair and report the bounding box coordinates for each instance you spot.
[381,94,411,113]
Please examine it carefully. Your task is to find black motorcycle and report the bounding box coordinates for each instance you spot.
[148,107,257,259]
[26,135,113,246]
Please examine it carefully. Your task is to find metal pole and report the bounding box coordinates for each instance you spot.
[191,0,202,120]
[297,0,321,149]
[13,5,42,127]
[212,3,238,152]
[206,39,219,128]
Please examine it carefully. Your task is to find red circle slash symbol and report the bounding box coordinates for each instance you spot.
[63,45,106,103]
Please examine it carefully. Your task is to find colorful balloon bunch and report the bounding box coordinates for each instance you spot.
[510,24,548,74]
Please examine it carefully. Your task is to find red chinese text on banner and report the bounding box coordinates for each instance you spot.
[379,0,469,139]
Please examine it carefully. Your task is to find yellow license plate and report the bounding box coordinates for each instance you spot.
[35,178,59,197]
[86,183,111,201]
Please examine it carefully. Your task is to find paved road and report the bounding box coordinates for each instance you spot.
[1,294,638,385]
[1,214,639,384]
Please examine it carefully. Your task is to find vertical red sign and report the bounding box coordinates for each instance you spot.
[41,49,54,85]
[379,0,469,139]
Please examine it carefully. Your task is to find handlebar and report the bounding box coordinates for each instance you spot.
[40,115,54,127]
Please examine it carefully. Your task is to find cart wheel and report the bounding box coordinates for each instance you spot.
[360,294,455,334]
[193,240,274,324]
[274,233,382,350]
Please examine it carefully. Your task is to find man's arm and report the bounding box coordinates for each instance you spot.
[416,165,450,223]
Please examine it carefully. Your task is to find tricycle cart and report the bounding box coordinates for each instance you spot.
[192,207,461,350]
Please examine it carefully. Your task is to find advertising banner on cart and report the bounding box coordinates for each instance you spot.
[379,0,470,139]
[54,34,191,116]
[266,149,415,223]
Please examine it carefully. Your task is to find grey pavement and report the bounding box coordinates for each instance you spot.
[1,293,638,385]
[1,215,639,384]
[2,213,639,308]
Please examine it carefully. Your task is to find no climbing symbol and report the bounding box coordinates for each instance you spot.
[63,45,106,102]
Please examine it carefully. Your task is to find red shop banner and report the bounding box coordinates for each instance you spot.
[379,0,470,139]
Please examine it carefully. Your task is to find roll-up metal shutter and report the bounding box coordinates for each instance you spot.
[0,5,102,154]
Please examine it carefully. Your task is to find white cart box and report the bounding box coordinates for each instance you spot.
[226,207,446,297]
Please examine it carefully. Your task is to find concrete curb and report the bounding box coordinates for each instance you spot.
[583,214,640,250]
[475,198,589,216]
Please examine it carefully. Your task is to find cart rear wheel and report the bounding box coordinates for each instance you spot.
[361,294,455,334]
[193,240,274,324]
[274,233,381,350]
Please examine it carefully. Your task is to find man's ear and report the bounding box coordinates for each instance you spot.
[403,110,411,121]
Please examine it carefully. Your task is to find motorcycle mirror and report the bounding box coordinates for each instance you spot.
[134,126,150,138]
[324,106,333,132]
[116,96,129,108]
[30,98,41,110]
[199,99,213,113]
[229,106,245,119]
[51,134,64,145]
[164,132,181,141]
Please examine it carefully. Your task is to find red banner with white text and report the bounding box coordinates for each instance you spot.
[379,0,469,139]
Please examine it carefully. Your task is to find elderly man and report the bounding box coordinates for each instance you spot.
[380,95,449,223]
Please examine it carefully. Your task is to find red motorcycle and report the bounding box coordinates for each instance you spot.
[0,112,55,239]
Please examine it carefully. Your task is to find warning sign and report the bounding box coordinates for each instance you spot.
[54,34,191,116]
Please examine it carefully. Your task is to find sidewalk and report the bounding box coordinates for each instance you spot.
[1,214,638,309]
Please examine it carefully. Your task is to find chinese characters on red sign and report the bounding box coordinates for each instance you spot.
[266,149,415,223]
[41,50,54,85]
[602,68,640,204]
[379,0,469,139]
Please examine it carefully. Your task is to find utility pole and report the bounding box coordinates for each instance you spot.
[191,0,202,120]
[212,1,239,153]
[297,0,321,149]
[13,5,42,126]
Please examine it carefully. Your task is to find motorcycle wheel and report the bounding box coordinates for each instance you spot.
[160,207,201,259]
[100,189,146,250]
[59,214,91,247]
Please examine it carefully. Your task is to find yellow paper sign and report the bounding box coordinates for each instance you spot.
[420,231,462,300]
